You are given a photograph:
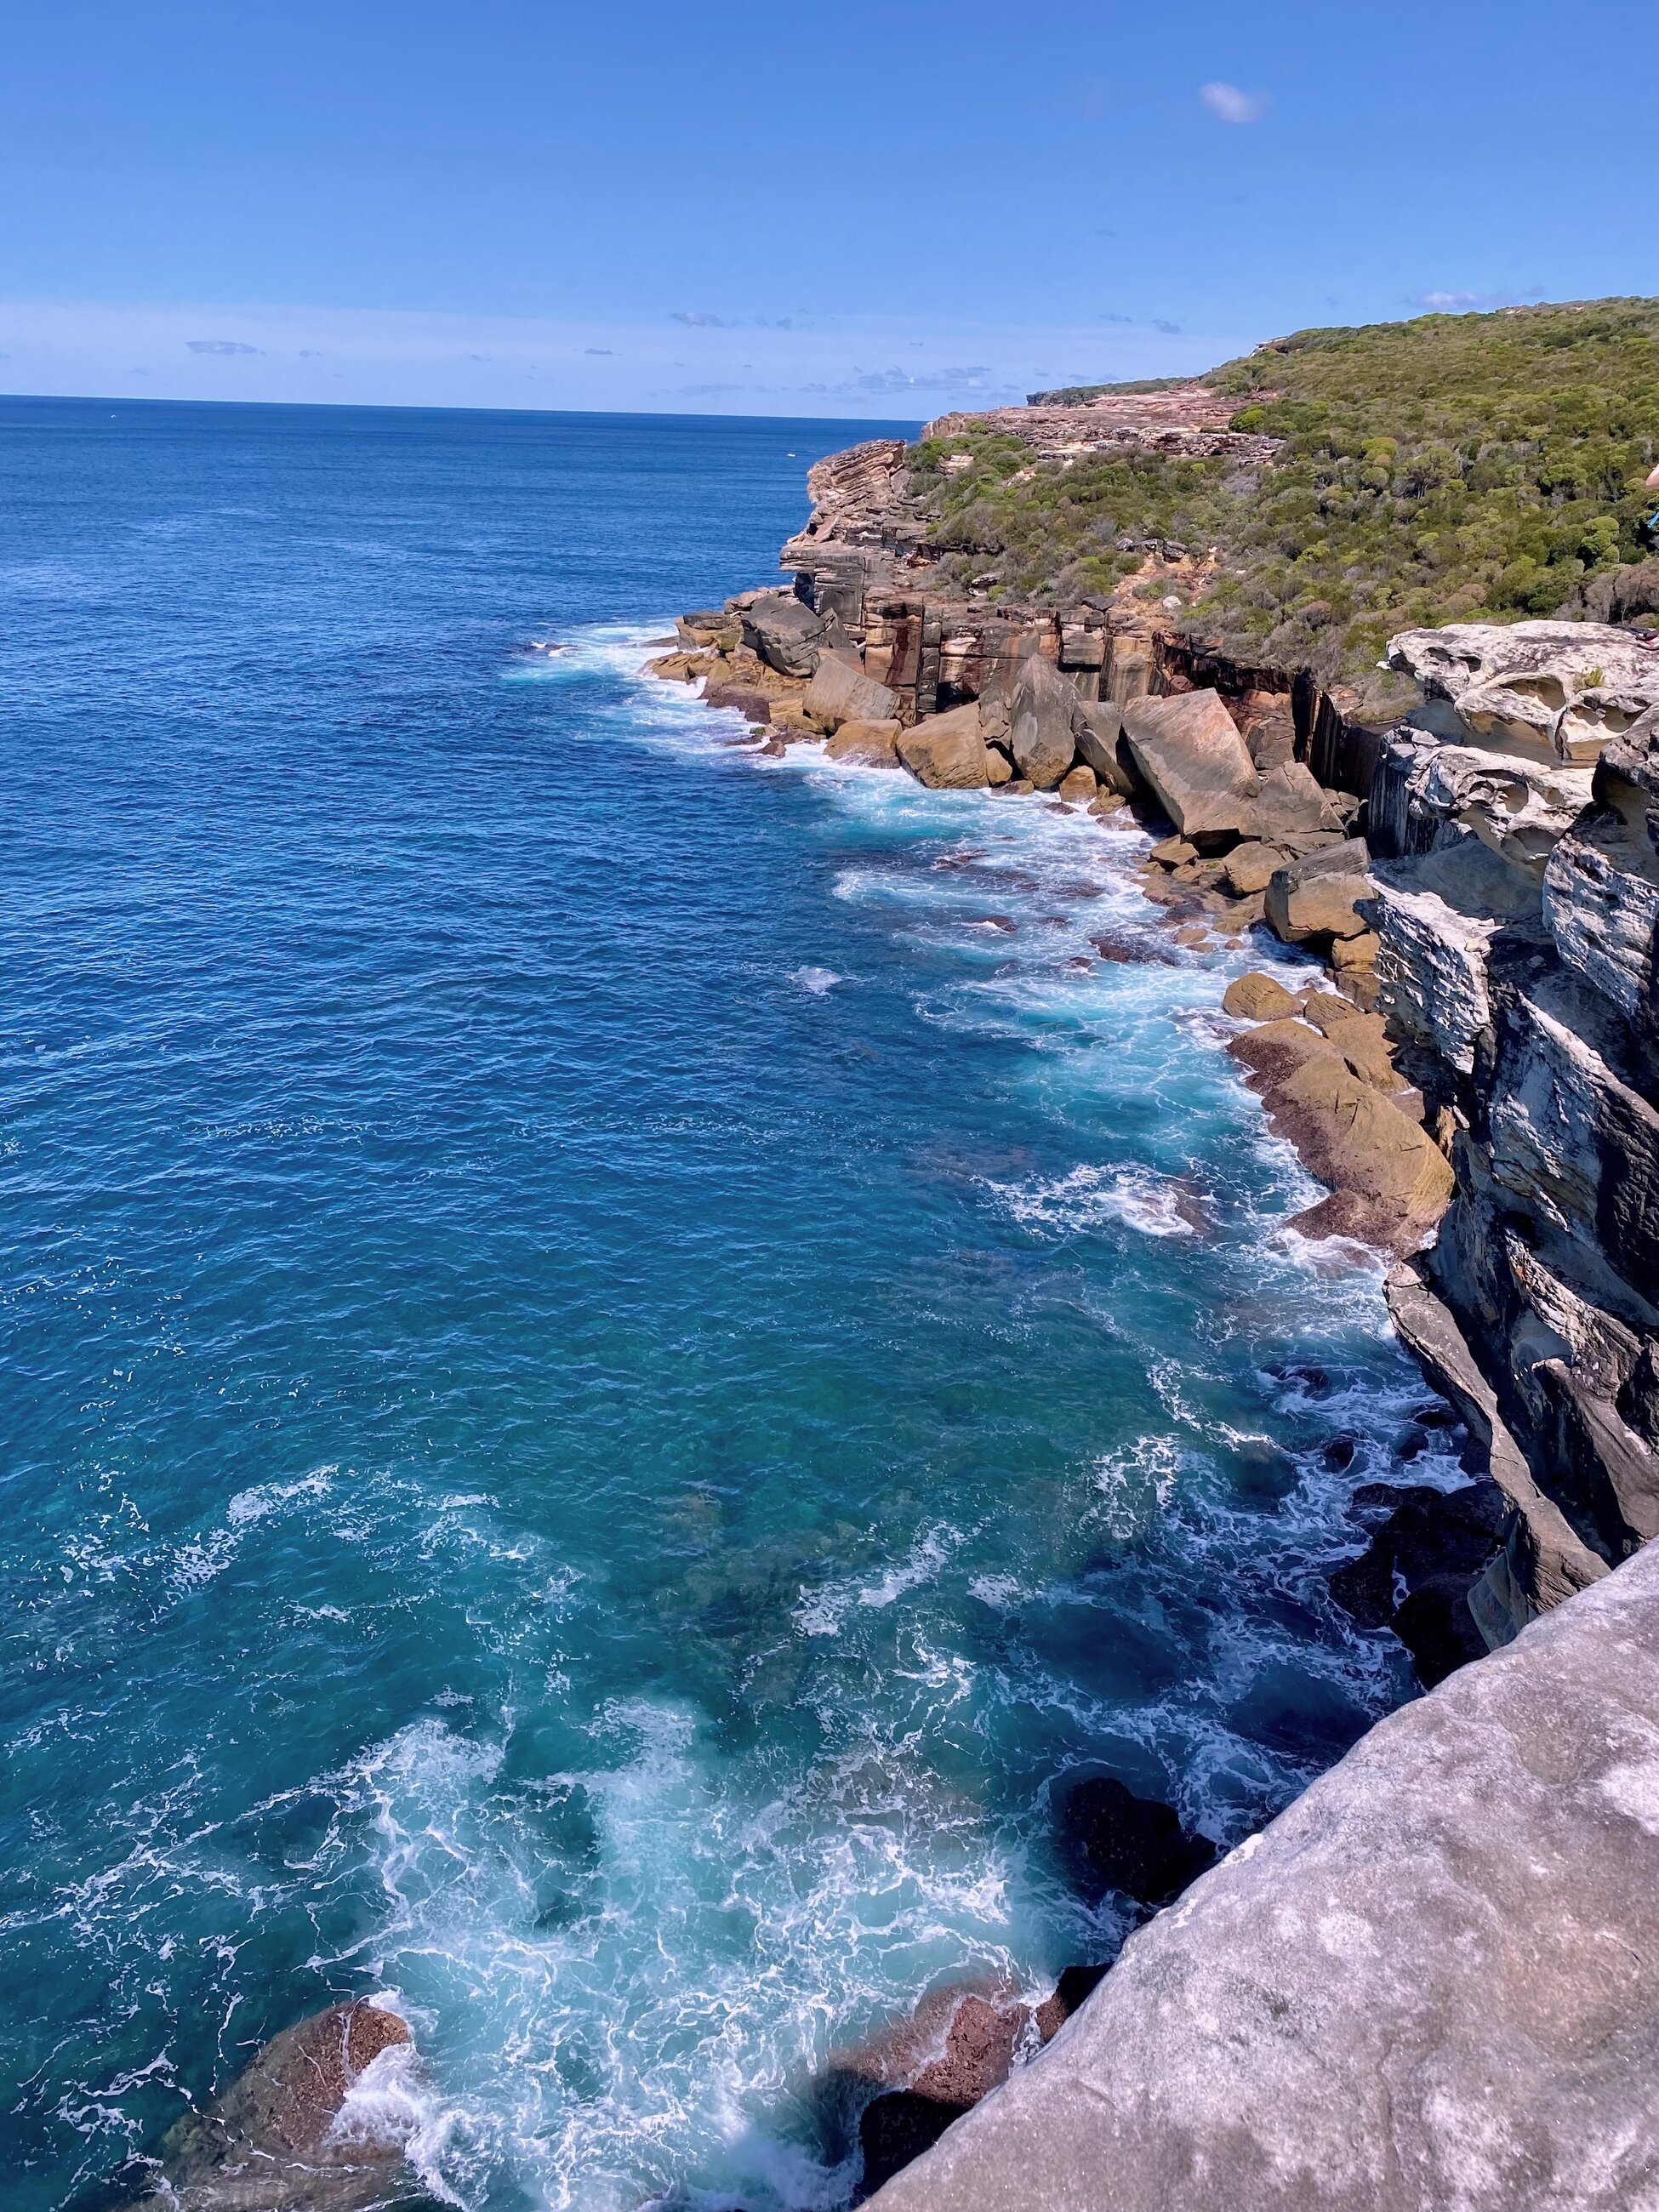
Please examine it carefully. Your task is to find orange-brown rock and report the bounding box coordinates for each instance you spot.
[152,2001,413,2210]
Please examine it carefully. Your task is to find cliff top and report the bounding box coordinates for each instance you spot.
[907,297,1659,707]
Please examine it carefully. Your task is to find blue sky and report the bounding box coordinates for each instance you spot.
[3,0,1654,417]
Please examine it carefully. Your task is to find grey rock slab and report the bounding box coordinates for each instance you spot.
[866,1539,1659,2212]
[739,592,827,678]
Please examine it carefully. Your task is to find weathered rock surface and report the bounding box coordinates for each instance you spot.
[1121,689,1259,838]
[825,718,904,766]
[804,652,901,730]
[1364,836,1542,1074]
[741,592,828,677]
[865,1537,1659,2212]
[1007,654,1081,790]
[898,708,990,790]
[138,2001,415,2210]
[1387,619,1659,762]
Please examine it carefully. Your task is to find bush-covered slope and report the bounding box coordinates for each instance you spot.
[914,299,1659,700]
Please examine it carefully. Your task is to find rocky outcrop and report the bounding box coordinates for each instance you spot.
[865,1534,1659,2212]
[128,2002,416,2209]
[667,425,1659,1651]
[1386,619,1659,761]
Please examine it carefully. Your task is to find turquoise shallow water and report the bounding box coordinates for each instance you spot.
[0,398,1455,2211]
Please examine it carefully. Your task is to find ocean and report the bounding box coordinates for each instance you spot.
[0,397,1455,2210]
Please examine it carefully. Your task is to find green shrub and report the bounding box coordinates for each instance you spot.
[919,298,1659,700]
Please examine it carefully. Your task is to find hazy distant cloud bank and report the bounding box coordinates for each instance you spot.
[0,296,1237,419]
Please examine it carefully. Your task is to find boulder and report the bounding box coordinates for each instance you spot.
[153,2002,413,2211]
[1245,761,1344,840]
[1009,654,1081,790]
[898,707,990,790]
[1058,765,1097,802]
[1263,1056,1456,1220]
[803,653,901,731]
[1121,690,1259,840]
[985,744,1014,787]
[1149,836,1197,868]
[1222,841,1285,897]
[741,593,827,678]
[1222,972,1302,1023]
[1057,1775,1217,1907]
[1264,841,1374,944]
[825,718,903,767]
[1073,700,1136,795]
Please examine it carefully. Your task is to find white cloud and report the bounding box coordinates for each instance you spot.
[1200,82,1269,124]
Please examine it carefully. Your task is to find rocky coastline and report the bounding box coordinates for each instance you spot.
[119,413,1659,2211]
[636,413,1659,2198]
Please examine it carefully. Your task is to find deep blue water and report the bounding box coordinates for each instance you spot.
[0,398,1454,2211]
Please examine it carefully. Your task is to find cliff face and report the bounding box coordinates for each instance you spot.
[1361,627,1659,1641]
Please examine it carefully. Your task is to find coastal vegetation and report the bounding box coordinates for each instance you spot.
[910,297,1659,697]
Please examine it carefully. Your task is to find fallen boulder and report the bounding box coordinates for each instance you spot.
[1009,655,1081,790]
[1121,690,1259,840]
[741,593,827,678]
[898,707,990,790]
[1073,700,1136,795]
[825,718,903,767]
[1222,841,1286,897]
[1263,841,1374,945]
[804,652,901,731]
[1245,761,1343,841]
[1222,972,1303,1023]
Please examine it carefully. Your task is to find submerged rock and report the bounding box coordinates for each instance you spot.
[1329,1479,1507,1686]
[1056,1774,1217,1907]
[141,2000,415,2210]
